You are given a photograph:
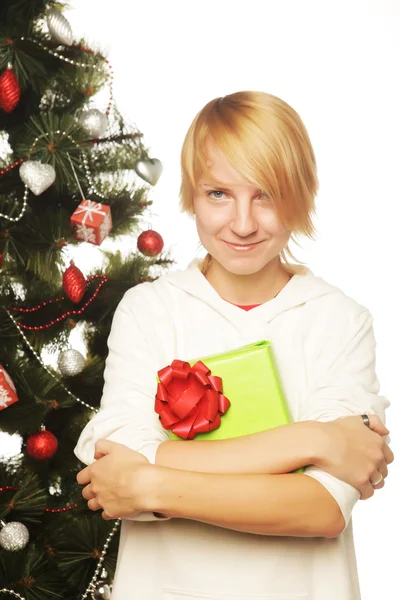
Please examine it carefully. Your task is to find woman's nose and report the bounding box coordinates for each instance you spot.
[230,203,258,237]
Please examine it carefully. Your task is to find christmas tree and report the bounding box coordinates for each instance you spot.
[0,2,171,598]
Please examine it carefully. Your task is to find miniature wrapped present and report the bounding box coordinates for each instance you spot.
[70,199,112,246]
[155,340,304,473]
[0,364,18,411]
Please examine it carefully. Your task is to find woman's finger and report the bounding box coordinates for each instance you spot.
[367,414,389,436]
[370,471,385,490]
[383,444,395,465]
[88,497,102,511]
[358,479,375,500]
[82,484,96,501]
[374,459,389,481]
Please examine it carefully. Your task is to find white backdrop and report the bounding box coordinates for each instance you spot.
[22,1,400,597]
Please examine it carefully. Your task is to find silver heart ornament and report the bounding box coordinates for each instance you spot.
[20,161,56,196]
[134,158,163,186]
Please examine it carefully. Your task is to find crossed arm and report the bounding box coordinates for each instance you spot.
[77,420,360,538]
[149,467,344,538]
[152,420,346,536]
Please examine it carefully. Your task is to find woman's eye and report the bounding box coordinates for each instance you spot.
[206,190,270,201]
[207,190,226,199]
[259,193,272,203]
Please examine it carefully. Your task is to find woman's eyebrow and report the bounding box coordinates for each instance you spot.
[203,181,233,189]
[202,182,263,193]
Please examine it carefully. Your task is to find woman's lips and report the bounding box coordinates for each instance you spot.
[223,240,263,251]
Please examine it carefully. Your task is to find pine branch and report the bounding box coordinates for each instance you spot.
[0,464,47,523]
[0,543,66,600]
[51,514,119,592]
[91,131,144,146]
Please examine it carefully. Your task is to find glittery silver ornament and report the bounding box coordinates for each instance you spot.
[46,8,73,46]
[79,109,109,139]
[0,521,29,551]
[91,580,112,600]
[19,161,56,196]
[134,158,163,185]
[58,349,85,377]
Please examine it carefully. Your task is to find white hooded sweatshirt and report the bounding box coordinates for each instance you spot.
[74,259,390,600]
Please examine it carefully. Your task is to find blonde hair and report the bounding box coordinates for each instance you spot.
[179,91,319,276]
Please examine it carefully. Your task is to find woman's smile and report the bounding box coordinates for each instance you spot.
[222,240,264,252]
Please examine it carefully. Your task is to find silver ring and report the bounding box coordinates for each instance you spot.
[371,474,383,487]
[361,414,370,428]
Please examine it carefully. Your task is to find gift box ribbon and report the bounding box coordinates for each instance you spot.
[155,359,231,439]
[74,200,106,224]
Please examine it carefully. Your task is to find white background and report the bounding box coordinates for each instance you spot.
[4,1,399,598]
[68,1,400,597]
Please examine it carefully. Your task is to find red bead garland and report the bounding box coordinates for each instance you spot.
[0,486,19,493]
[0,157,24,176]
[45,503,79,513]
[12,295,67,313]
[1,485,80,512]
[11,274,108,330]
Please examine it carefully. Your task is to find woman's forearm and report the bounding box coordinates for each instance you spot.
[155,421,323,474]
[147,467,344,538]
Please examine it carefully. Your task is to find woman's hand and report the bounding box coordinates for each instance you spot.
[76,439,153,519]
[315,414,394,499]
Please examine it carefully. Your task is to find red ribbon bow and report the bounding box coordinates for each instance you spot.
[155,359,231,439]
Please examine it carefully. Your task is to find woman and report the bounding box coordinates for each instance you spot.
[75,91,394,600]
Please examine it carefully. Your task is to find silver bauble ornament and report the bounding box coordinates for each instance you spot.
[19,161,56,196]
[91,580,112,600]
[134,158,163,185]
[0,521,29,551]
[46,8,73,46]
[58,349,85,377]
[79,109,109,139]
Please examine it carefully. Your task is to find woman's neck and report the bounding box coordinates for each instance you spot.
[204,257,292,305]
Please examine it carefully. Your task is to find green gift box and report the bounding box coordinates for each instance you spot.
[155,340,305,473]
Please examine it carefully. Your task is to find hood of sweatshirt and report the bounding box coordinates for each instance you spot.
[159,258,344,330]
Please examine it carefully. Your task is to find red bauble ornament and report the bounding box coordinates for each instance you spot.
[0,66,21,113]
[63,260,86,303]
[137,229,164,257]
[26,429,58,460]
[0,252,3,269]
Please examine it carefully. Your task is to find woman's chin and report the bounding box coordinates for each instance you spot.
[214,255,272,277]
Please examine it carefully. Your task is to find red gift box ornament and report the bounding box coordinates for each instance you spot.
[155,359,231,439]
[70,199,112,246]
[0,365,19,411]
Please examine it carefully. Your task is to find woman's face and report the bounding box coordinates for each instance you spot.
[193,141,291,276]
